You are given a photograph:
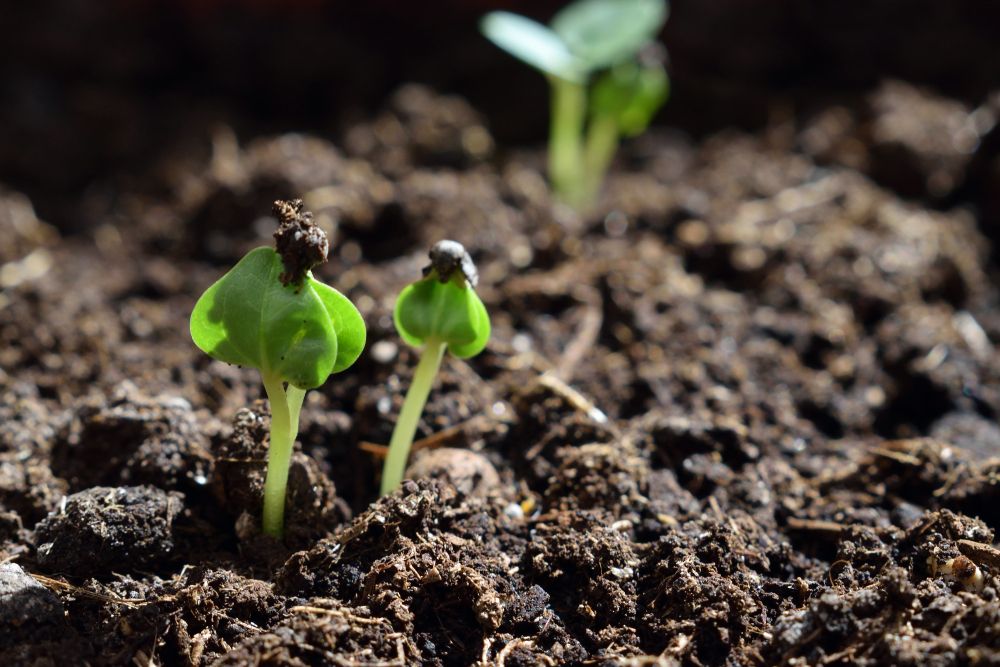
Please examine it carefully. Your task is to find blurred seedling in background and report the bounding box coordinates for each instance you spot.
[190,200,365,538]
[481,0,669,210]
[380,241,491,495]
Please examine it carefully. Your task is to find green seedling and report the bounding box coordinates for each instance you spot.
[190,200,365,537]
[481,0,669,209]
[380,241,490,495]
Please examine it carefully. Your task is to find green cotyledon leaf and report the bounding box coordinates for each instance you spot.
[480,11,586,82]
[394,275,490,359]
[312,279,366,373]
[190,247,364,389]
[591,62,669,137]
[551,0,667,71]
[446,290,490,359]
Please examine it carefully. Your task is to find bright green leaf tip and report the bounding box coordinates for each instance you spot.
[190,246,365,390]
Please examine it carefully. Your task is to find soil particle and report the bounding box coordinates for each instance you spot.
[166,568,285,665]
[801,83,983,202]
[277,481,573,665]
[272,198,328,286]
[276,481,469,599]
[525,513,640,652]
[0,383,68,530]
[344,84,494,175]
[0,562,81,664]
[33,485,183,578]
[756,509,1000,665]
[505,376,618,487]
[52,381,212,495]
[210,405,270,523]
[0,188,58,265]
[425,239,478,287]
[0,450,67,530]
[404,447,500,497]
[637,519,768,664]
[215,601,419,667]
[543,441,649,517]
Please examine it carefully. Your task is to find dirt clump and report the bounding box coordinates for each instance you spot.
[52,381,212,495]
[272,198,329,286]
[404,447,500,497]
[33,485,183,578]
[0,562,83,664]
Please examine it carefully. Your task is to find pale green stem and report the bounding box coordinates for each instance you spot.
[582,114,621,209]
[286,385,306,449]
[261,374,298,538]
[380,337,447,496]
[548,77,587,209]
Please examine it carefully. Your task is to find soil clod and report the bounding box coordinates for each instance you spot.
[272,198,329,286]
[33,485,183,578]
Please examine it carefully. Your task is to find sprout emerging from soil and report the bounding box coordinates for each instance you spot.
[380,241,490,495]
[481,0,669,210]
[190,200,365,537]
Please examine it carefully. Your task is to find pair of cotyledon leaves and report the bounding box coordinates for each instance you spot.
[394,272,490,359]
[190,248,489,391]
[190,248,365,390]
[481,0,667,84]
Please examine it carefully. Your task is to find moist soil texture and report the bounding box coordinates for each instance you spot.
[4,75,1000,666]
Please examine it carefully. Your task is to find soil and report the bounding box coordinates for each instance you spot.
[5,15,1000,665]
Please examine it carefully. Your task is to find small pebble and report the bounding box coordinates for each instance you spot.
[371,340,398,364]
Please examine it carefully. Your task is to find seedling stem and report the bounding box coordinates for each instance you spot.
[379,240,490,495]
[583,114,620,203]
[550,78,587,208]
[261,375,306,537]
[380,336,446,495]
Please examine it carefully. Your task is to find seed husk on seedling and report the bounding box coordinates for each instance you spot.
[190,200,365,537]
[481,0,669,210]
[380,240,490,495]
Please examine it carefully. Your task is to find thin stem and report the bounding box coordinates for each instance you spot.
[380,337,447,496]
[582,114,620,209]
[286,385,306,447]
[548,77,587,208]
[261,374,294,538]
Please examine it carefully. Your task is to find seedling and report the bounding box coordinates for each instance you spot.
[380,241,490,495]
[481,0,669,209]
[190,200,365,537]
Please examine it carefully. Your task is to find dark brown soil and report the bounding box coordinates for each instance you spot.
[4,41,1000,667]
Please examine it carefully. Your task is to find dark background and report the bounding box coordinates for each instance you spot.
[3,0,1000,231]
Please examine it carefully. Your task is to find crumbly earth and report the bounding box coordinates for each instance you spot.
[272,198,329,286]
[2,80,1000,666]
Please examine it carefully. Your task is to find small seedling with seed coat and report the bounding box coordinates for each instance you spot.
[190,200,365,537]
[481,0,669,209]
[380,240,490,495]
